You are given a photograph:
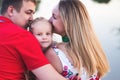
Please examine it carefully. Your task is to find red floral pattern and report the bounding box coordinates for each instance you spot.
[61,66,100,80]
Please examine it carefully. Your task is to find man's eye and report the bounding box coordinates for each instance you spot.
[25,10,34,14]
[26,11,31,14]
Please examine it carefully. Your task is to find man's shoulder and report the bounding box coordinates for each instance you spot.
[0,21,34,42]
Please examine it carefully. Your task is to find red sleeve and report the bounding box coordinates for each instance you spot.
[16,31,49,70]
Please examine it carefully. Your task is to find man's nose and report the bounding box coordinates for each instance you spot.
[29,16,33,21]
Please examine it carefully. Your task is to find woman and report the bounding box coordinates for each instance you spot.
[46,0,110,80]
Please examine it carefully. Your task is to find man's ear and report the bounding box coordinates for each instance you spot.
[7,6,14,17]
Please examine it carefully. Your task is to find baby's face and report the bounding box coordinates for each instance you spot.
[31,21,52,50]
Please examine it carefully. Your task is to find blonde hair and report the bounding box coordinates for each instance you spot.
[29,17,52,32]
[59,0,109,78]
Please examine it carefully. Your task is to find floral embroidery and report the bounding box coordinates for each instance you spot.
[62,66,73,78]
[61,66,100,80]
[69,73,81,80]
[89,75,100,80]
[62,66,81,80]
[62,66,69,77]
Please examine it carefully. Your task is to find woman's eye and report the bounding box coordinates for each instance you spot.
[53,14,56,19]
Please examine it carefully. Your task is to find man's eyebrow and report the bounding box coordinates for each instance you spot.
[27,9,35,13]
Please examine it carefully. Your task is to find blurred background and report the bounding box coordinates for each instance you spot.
[0,0,120,80]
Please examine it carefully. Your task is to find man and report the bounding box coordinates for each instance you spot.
[0,0,67,80]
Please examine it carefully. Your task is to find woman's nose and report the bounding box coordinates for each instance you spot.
[48,17,52,23]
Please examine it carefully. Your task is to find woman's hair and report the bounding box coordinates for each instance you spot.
[58,0,109,77]
[1,0,36,15]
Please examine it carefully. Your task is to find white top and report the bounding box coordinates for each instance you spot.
[53,47,100,80]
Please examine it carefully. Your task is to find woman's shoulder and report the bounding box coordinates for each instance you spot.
[45,46,56,57]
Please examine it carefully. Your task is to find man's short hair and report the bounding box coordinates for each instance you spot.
[0,0,36,15]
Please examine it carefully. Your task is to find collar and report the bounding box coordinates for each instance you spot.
[0,16,13,23]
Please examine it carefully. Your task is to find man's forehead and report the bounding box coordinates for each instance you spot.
[21,1,36,11]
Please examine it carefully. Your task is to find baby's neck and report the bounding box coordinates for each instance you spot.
[42,45,51,53]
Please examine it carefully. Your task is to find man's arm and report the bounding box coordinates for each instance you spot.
[32,64,67,80]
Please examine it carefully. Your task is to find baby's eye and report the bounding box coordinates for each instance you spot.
[46,33,51,35]
[37,33,42,36]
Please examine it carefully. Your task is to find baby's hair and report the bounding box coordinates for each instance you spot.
[29,17,52,33]
[31,17,47,25]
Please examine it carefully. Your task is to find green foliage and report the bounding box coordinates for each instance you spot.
[0,0,1,3]
[36,0,41,11]
[93,0,111,3]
